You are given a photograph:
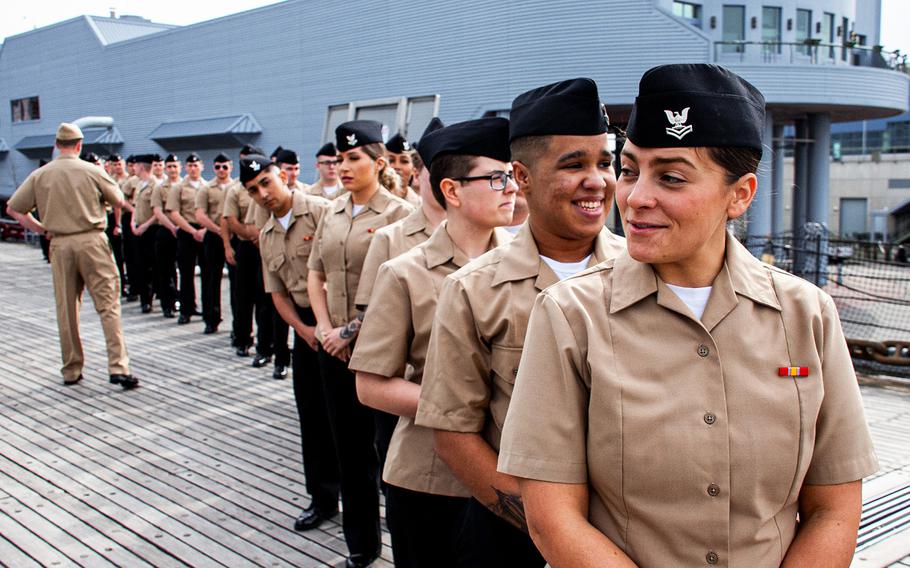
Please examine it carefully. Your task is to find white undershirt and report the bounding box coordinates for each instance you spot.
[189,179,201,189]
[352,204,366,217]
[276,210,293,230]
[504,224,523,235]
[541,254,592,281]
[323,184,340,197]
[665,283,713,320]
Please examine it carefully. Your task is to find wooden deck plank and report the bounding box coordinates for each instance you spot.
[0,533,43,568]
[0,506,79,567]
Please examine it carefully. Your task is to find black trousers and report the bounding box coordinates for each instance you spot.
[292,306,340,511]
[136,228,158,306]
[122,210,138,293]
[386,485,469,568]
[227,236,240,345]
[317,346,380,558]
[154,227,178,311]
[271,300,291,366]
[455,498,545,568]
[201,231,225,327]
[233,239,261,349]
[176,227,203,316]
[106,211,125,293]
[375,410,398,493]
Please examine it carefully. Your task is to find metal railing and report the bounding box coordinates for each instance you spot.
[713,40,909,73]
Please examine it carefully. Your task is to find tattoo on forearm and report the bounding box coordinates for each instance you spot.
[492,487,529,532]
[339,313,364,340]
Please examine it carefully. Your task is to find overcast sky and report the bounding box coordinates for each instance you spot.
[1,0,908,54]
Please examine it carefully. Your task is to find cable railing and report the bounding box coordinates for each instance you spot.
[713,40,909,73]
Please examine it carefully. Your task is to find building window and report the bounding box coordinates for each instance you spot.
[322,95,440,144]
[722,5,746,53]
[673,1,702,27]
[888,179,910,190]
[11,97,40,123]
[762,6,782,54]
[821,12,835,59]
[796,9,812,56]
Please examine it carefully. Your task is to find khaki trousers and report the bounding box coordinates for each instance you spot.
[49,231,130,380]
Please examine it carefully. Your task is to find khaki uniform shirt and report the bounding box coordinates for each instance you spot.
[415,224,626,451]
[307,188,414,327]
[259,192,330,308]
[120,175,139,204]
[307,179,346,200]
[498,233,879,568]
[8,154,123,235]
[151,176,182,212]
[194,178,231,225]
[355,207,435,308]
[350,223,511,496]
[132,178,158,226]
[166,177,205,225]
[222,183,253,241]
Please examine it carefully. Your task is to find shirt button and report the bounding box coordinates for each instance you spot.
[707,484,720,497]
[706,551,719,565]
[704,412,716,425]
[697,344,710,357]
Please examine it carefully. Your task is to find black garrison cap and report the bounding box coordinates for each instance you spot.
[151,153,163,162]
[315,142,336,157]
[80,152,101,163]
[185,153,201,163]
[509,78,609,142]
[275,149,299,165]
[126,155,136,164]
[134,154,154,164]
[107,153,123,162]
[240,144,264,156]
[239,154,272,185]
[418,117,511,168]
[414,117,445,154]
[335,120,383,152]
[165,153,179,163]
[385,132,411,154]
[626,64,765,154]
[213,152,231,163]
[270,146,284,160]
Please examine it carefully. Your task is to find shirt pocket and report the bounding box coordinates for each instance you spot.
[293,237,314,261]
[489,344,523,432]
[267,252,286,273]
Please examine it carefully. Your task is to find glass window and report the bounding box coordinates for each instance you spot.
[673,1,702,27]
[821,12,835,59]
[10,97,40,123]
[796,9,812,56]
[405,96,438,139]
[762,6,781,54]
[323,95,440,144]
[722,5,746,54]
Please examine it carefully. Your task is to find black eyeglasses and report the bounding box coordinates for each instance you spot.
[453,171,514,191]
[318,159,339,166]
[213,164,230,170]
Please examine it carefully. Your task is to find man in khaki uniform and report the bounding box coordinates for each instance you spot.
[415,79,624,567]
[120,156,140,301]
[151,154,181,318]
[166,153,206,324]
[350,117,514,567]
[107,154,130,297]
[6,123,138,389]
[307,143,345,199]
[238,154,340,533]
[129,154,160,313]
[276,149,309,193]
[194,153,233,334]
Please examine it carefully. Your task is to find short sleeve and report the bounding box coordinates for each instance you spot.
[97,171,123,207]
[355,231,391,308]
[415,276,490,433]
[348,262,412,378]
[803,296,879,484]
[150,186,164,209]
[497,292,590,483]
[7,174,37,214]
[194,186,208,211]
[307,215,327,273]
[222,188,240,219]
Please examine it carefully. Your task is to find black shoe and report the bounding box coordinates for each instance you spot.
[345,552,379,568]
[203,324,218,334]
[252,354,271,368]
[63,374,84,386]
[110,374,139,390]
[272,364,288,380]
[163,308,176,319]
[293,506,338,531]
[235,345,250,357]
[192,308,203,316]
[141,304,152,314]
[177,314,191,325]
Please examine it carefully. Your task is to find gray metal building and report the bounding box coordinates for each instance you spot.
[1,0,908,240]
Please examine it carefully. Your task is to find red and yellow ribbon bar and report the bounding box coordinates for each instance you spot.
[778,366,809,377]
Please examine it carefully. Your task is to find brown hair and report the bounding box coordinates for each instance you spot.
[55,138,80,149]
[360,142,403,196]
[510,135,552,166]
[428,154,478,210]
[700,147,762,184]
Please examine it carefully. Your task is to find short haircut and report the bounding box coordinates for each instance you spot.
[509,135,552,166]
[244,162,279,190]
[56,138,80,149]
[428,154,478,210]
[411,149,425,173]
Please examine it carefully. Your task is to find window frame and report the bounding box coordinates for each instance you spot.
[10,96,41,123]
[321,95,440,144]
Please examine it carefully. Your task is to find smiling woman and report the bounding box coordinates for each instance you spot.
[498,64,879,568]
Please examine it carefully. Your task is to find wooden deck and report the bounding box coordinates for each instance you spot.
[0,239,908,568]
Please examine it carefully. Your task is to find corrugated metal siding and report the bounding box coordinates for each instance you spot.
[0,0,904,196]
[86,17,174,45]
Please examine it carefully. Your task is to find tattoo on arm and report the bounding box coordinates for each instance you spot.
[339,313,364,340]
[492,487,529,532]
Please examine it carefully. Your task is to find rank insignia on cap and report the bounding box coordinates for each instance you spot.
[347,134,358,147]
[402,141,411,151]
[778,366,809,378]
[664,107,692,140]
[250,160,261,171]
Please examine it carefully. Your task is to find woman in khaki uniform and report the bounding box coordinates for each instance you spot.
[129,154,160,313]
[498,64,879,568]
[307,120,414,568]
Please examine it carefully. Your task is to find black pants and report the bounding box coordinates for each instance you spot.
[292,306,340,511]
[201,231,225,327]
[106,211,125,293]
[271,300,291,366]
[386,485,469,568]
[233,240,261,349]
[375,410,398,493]
[176,227,203,316]
[318,346,380,558]
[455,498,545,568]
[227,236,240,345]
[122,210,138,294]
[154,227,178,311]
[136,228,158,306]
